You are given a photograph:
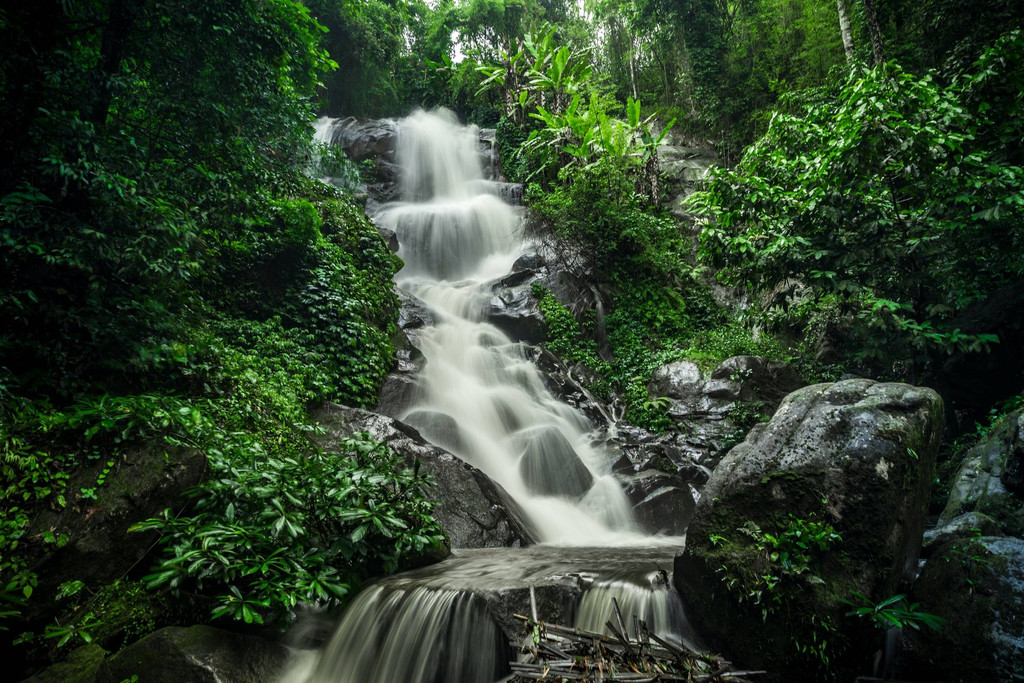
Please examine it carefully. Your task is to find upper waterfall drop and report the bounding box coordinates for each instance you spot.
[372,109,652,545]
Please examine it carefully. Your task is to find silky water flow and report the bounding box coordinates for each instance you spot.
[285,111,695,683]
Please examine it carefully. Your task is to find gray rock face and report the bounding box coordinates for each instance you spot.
[375,349,422,419]
[648,361,705,401]
[709,355,803,402]
[939,408,1024,534]
[314,404,535,548]
[621,470,696,535]
[403,409,465,454]
[486,281,546,345]
[530,346,613,428]
[643,356,802,471]
[26,444,205,630]
[515,426,594,500]
[674,379,943,676]
[395,288,435,352]
[328,118,398,162]
[96,626,289,683]
[922,511,1002,557]
[906,536,1024,680]
[656,142,719,219]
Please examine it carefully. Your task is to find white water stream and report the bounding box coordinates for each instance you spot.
[287,110,691,683]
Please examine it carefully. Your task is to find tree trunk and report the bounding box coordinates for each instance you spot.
[862,0,885,65]
[629,46,639,101]
[836,0,855,63]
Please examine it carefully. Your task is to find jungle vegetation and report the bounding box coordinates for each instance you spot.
[1,0,1021,676]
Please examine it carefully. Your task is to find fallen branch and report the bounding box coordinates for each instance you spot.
[509,604,767,683]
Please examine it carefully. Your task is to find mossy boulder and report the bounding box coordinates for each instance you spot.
[938,408,1024,535]
[96,626,289,683]
[23,444,205,632]
[674,379,943,680]
[905,536,1024,680]
[22,644,106,683]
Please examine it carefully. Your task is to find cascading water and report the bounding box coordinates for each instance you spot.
[376,109,639,544]
[287,110,693,683]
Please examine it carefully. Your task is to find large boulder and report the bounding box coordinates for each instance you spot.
[621,470,696,535]
[674,379,943,678]
[314,404,535,548]
[938,408,1024,535]
[96,626,290,683]
[327,118,398,162]
[25,444,205,629]
[514,426,594,500]
[905,536,1024,680]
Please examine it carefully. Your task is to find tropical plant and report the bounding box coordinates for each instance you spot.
[132,434,446,627]
[841,592,945,632]
[690,32,1024,368]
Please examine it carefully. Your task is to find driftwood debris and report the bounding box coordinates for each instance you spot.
[509,597,765,683]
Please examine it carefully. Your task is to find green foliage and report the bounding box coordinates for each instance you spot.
[132,433,445,627]
[720,516,842,609]
[0,0,410,663]
[841,592,945,632]
[712,514,843,666]
[692,33,1024,370]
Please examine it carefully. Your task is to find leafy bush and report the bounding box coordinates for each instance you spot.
[841,592,945,632]
[691,31,1024,368]
[133,433,445,627]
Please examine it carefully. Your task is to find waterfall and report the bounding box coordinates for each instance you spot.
[374,109,641,545]
[291,110,691,683]
[575,571,702,654]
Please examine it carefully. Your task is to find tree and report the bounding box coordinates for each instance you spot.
[691,32,1024,367]
[836,0,854,62]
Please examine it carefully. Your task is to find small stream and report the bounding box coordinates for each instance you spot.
[290,110,694,682]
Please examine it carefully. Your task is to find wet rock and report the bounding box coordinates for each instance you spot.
[395,288,435,352]
[377,225,399,252]
[314,404,535,548]
[330,118,398,162]
[26,444,205,630]
[375,349,422,419]
[905,536,1024,680]
[486,282,546,345]
[515,426,594,500]
[467,179,525,205]
[366,181,400,204]
[621,470,695,535]
[528,346,611,429]
[403,409,465,454]
[922,511,1002,557]
[674,379,943,678]
[96,626,289,683]
[512,252,545,272]
[938,408,1024,535]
